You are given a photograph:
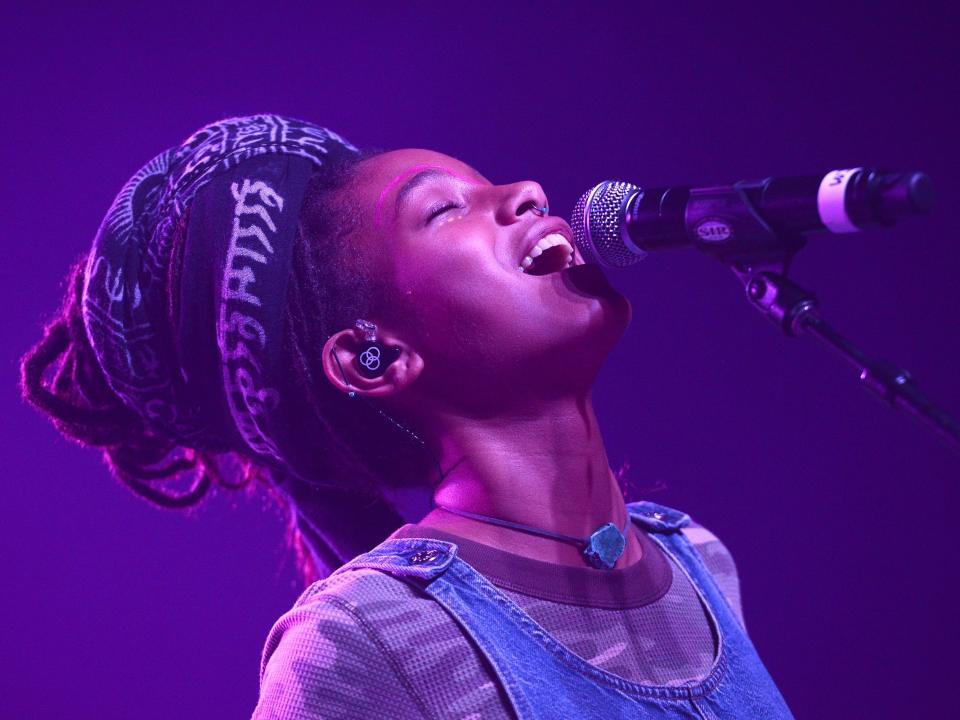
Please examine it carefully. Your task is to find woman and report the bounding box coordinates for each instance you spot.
[21,114,792,718]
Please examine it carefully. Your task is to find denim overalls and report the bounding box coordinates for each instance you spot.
[329,501,794,719]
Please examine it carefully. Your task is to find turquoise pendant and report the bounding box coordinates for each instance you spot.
[582,522,627,570]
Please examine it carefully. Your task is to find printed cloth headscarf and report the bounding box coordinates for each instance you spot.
[82,114,359,465]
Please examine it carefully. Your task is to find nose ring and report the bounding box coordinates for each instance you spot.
[531,204,549,217]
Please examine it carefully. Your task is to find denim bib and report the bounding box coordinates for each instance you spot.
[330,501,794,719]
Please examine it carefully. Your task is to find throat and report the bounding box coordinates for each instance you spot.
[424,395,633,567]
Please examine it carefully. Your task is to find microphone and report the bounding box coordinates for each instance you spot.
[570,168,934,268]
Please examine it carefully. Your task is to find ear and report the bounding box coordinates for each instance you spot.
[321,324,423,398]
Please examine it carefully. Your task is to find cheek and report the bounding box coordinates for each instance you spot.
[389,240,516,340]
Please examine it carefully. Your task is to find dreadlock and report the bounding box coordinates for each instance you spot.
[20,148,433,584]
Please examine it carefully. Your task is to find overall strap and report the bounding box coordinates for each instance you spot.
[626,500,692,533]
[329,537,459,582]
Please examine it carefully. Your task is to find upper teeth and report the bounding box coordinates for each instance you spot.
[518,233,574,272]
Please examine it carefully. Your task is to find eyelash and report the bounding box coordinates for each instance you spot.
[427,201,462,222]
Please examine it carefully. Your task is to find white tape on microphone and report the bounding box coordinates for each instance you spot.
[818,168,863,233]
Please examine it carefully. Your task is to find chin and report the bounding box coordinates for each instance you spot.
[552,262,631,338]
[604,289,632,333]
[543,293,631,389]
[590,292,632,354]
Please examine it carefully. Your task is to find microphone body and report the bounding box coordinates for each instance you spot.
[572,169,933,268]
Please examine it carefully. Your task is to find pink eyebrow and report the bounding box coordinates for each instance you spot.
[374,164,482,227]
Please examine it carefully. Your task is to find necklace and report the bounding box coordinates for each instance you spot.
[435,504,632,570]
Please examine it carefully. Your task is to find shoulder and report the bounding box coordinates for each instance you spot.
[683,518,745,628]
[260,567,433,679]
[254,569,434,719]
[293,563,426,617]
[254,565,508,720]
[286,564,491,665]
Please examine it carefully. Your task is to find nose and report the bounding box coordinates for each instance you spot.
[494,181,549,225]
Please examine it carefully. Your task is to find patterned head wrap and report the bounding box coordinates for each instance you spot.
[82,114,359,465]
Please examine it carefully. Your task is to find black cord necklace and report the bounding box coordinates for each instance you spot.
[436,503,632,570]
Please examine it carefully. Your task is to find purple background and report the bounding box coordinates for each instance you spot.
[3,3,958,718]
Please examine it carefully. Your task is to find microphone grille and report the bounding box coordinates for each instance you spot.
[570,181,644,268]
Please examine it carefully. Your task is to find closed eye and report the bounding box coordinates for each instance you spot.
[427,202,461,222]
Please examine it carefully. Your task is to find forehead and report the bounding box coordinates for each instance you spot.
[352,149,488,224]
[361,148,486,189]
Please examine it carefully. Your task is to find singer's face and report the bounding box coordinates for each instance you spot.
[346,149,630,408]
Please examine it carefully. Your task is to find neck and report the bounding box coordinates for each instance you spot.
[415,391,641,569]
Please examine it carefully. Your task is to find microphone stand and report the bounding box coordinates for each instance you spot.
[685,181,959,452]
[729,264,960,451]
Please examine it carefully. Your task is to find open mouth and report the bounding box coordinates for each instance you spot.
[517,233,575,276]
